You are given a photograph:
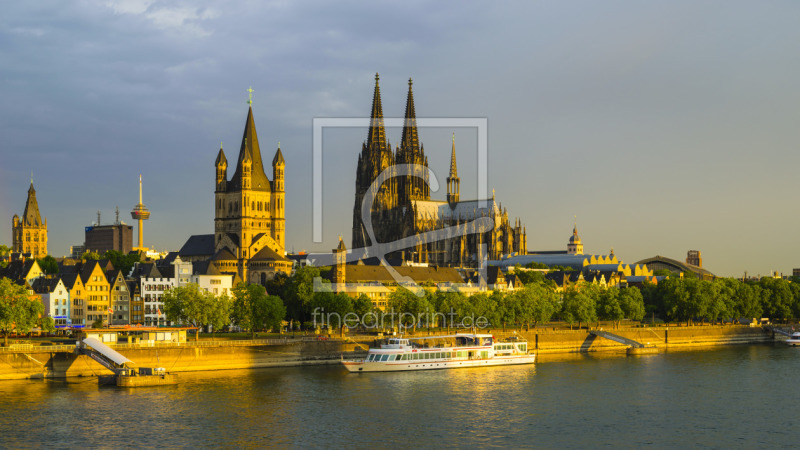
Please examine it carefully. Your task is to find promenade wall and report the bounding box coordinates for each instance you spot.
[0,326,774,380]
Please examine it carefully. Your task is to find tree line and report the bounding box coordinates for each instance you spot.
[640,275,800,325]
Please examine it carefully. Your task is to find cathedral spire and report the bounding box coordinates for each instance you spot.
[401,77,419,154]
[447,134,460,207]
[366,73,387,151]
[449,133,458,178]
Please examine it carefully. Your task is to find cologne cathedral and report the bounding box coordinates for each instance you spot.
[351,74,527,268]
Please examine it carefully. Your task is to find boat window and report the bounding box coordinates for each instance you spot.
[368,354,375,362]
[381,354,389,362]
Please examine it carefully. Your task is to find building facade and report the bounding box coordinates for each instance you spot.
[85,223,134,255]
[12,182,48,258]
[351,75,527,267]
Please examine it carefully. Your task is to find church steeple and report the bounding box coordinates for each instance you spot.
[447,134,460,207]
[23,182,43,226]
[367,73,387,152]
[228,105,271,192]
[401,78,419,154]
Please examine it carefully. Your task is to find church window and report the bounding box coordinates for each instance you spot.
[26,232,30,241]
[252,201,255,210]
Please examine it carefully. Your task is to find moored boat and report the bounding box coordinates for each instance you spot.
[116,367,177,387]
[786,332,800,346]
[342,333,535,373]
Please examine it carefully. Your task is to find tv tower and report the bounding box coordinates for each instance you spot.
[130,174,151,251]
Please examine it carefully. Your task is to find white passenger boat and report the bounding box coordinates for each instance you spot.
[786,332,800,346]
[342,333,535,373]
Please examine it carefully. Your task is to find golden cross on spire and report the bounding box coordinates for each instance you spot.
[247,86,254,106]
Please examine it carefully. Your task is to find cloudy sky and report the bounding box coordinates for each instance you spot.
[2,0,799,277]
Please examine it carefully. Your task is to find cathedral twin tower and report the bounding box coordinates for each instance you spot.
[352,74,527,266]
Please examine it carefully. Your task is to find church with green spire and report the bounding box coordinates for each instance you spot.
[351,74,527,267]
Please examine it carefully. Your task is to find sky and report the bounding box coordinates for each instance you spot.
[2,0,800,278]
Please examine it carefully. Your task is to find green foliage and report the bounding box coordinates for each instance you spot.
[0,278,45,345]
[352,294,373,318]
[388,287,433,332]
[264,272,289,298]
[0,245,10,256]
[92,318,104,328]
[232,283,288,337]
[618,287,645,322]
[37,255,59,274]
[312,291,354,329]
[163,283,231,339]
[513,266,548,286]
[561,287,598,328]
[81,251,101,261]
[283,266,321,322]
[103,250,140,276]
[524,261,549,270]
[40,316,55,333]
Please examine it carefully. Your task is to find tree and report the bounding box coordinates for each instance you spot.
[561,287,597,329]
[312,291,354,335]
[525,284,559,327]
[388,287,433,333]
[759,278,793,320]
[81,251,101,261]
[0,278,45,346]
[162,283,231,340]
[433,291,473,330]
[37,255,58,274]
[283,266,321,324]
[596,288,623,328]
[618,287,645,324]
[103,250,140,276]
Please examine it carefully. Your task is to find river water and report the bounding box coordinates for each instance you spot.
[1,344,797,448]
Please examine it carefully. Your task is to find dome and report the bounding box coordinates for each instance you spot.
[569,224,581,244]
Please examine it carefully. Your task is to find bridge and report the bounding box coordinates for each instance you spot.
[764,326,793,338]
[78,337,136,375]
[589,330,650,349]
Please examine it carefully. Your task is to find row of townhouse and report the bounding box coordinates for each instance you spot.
[1,254,238,329]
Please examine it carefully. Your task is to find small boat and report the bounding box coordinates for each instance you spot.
[342,333,535,373]
[116,367,177,387]
[786,332,800,346]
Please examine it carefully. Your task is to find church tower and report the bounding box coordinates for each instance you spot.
[214,90,287,279]
[567,222,584,255]
[446,134,460,208]
[352,73,397,248]
[12,181,48,258]
[396,78,430,206]
[271,144,286,251]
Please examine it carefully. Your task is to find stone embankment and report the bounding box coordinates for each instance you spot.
[0,338,365,380]
[0,326,776,380]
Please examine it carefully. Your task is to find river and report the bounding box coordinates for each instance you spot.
[0,343,796,448]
